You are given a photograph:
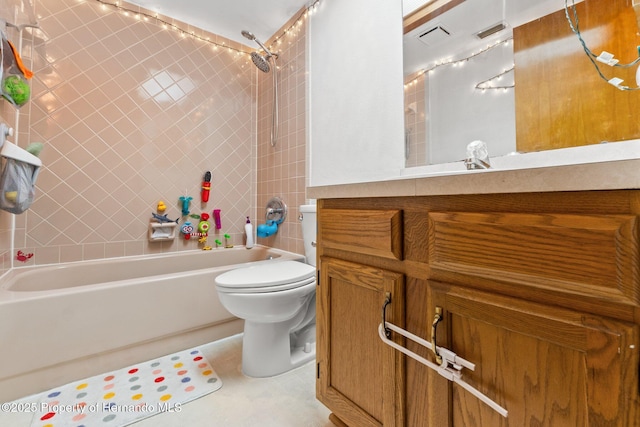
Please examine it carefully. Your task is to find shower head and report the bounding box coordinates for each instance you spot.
[241,29,278,72]
[241,30,255,41]
[251,51,271,73]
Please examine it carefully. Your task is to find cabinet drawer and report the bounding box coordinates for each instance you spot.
[428,211,640,305]
[319,209,403,260]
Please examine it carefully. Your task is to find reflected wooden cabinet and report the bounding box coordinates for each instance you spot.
[315,191,640,427]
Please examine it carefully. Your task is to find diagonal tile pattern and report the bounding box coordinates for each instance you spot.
[0,0,310,268]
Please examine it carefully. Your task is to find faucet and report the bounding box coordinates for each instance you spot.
[464,140,491,170]
[464,157,491,170]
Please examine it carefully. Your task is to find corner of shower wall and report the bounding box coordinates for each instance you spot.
[255,4,310,257]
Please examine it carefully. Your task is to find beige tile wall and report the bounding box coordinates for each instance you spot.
[0,0,310,269]
[255,10,309,256]
[404,72,427,168]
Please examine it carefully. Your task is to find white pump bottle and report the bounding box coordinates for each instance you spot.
[245,216,254,249]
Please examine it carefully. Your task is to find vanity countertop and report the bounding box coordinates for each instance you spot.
[307,157,640,200]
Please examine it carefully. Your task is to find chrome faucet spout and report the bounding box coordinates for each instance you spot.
[465,157,491,170]
[464,140,491,170]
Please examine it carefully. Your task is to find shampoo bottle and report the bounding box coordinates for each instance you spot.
[245,216,254,249]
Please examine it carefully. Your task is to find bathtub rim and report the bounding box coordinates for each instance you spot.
[0,245,306,298]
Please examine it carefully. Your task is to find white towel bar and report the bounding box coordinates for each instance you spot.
[378,321,508,418]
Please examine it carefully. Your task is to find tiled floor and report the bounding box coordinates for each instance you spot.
[1,334,333,427]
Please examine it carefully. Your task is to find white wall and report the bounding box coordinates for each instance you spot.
[428,41,516,164]
[308,0,405,186]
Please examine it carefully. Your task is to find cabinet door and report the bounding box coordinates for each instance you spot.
[429,282,639,427]
[317,257,405,427]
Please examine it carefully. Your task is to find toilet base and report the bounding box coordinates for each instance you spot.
[241,321,316,377]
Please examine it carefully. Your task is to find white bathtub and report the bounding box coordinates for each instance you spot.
[0,245,305,402]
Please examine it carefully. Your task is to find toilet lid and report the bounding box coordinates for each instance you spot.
[215,260,316,292]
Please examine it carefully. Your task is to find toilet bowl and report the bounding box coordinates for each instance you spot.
[214,204,317,377]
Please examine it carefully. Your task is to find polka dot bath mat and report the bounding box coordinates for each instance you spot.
[30,348,222,427]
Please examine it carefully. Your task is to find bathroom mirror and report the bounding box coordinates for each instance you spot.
[401,0,610,168]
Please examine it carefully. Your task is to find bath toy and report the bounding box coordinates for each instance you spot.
[152,213,178,223]
[257,220,278,238]
[198,235,208,244]
[201,171,211,203]
[157,200,167,212]
[213,209,222,229]
[5,191,17,202]
[2,75,30,106]
[224,233,233,248]
[203,246,212,251]
[214,239,222,248]
[25,142,43,157]
[179,195,193,216]
[6,39,33,79]
[181,221,194,239]
[15,250,33,263]
[198,213,211,234]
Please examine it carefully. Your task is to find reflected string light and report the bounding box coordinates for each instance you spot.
[404,37,514,92]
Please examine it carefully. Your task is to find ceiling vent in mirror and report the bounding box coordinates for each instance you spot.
[476,22,507,39]
[417,25,451,46]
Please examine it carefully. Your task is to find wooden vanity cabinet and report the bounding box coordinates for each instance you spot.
[315,191,640,427]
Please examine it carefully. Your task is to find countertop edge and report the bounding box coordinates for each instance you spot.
[306,159,640,199]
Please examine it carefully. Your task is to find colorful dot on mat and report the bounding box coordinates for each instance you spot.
[202,370,212,376]
[171,355,180,361]
[151,362,160,367]
[128,368,138,374]
[157,386,168,392]
[103,414,117,422]
[129,376,139,383]
[208,378,218,384]
[43,424,53,427]
[177,370,187,375]
[103,392,115,400]
[190,350,199,355]
[160,394,172,401]
[185,385,195,392]
[104,402,116,410]
[193,356,203,361]
[76,383,88,390]
[72,413,86,422]
[76,392,87,399]
[131,394,143,400]
[198,363,208,369]
[152,369,162,375]
[47,391,61,398]
[130,385,141,391]
[41,412,55,421]
[48,400,60,406]
[154,376,165,383]
[104,383,115,390]
[173,362,184,368]
[181,377,191,383]
[104,375,115,382]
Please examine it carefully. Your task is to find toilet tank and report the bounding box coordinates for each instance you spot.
[299,204,317,266]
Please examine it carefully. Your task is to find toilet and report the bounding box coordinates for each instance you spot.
[214,204,317,377]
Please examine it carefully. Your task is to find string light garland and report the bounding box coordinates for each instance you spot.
[92,0,321,57]
[564,0,640,91]
[404,37,514,93]
[475,65,514,92]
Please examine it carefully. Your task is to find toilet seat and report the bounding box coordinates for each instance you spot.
[215,260,316,293]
